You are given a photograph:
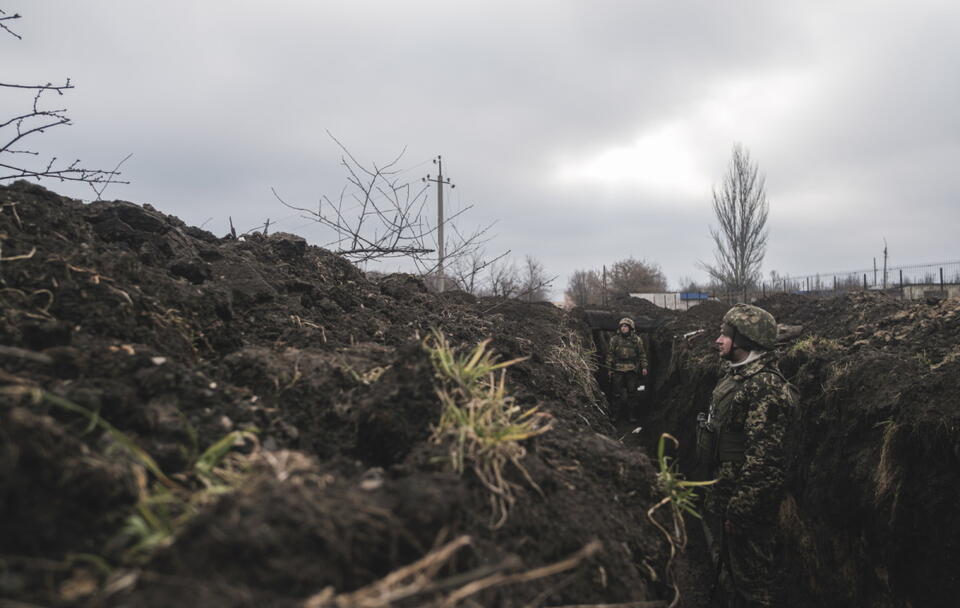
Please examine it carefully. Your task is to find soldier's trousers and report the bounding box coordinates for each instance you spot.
[609,370,639,421]
[720,524,776,607]
[704,467,778,607]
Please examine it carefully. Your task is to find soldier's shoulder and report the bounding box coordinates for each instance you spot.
[744,362,790,392]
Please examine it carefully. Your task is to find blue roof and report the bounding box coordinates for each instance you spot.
[680,292,711,300]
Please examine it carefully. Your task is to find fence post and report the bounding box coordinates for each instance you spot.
[941,267,945,290]
[899,269,903,288]
[863,274,867,290]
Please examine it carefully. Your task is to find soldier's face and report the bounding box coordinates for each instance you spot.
[620,324,630,334]
[715,331,735,360]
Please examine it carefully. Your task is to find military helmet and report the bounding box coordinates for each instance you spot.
[618,317,635,330]
[722,304,777,350]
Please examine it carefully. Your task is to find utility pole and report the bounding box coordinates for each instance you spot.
[602,265,608,306]
[883,238,889,290]
[423,156,454,292]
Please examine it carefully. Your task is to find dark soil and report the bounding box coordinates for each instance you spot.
[5,180,958,608]
[0,182,676,607]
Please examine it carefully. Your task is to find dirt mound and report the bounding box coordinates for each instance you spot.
[0,182,677,607]
[755,291,907,339]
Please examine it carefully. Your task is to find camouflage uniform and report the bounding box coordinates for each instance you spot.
[606,318,648,422]
[700,305,797,608]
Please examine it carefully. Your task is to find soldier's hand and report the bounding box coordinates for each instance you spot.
[724,519,738,536]
[642,368,649,376]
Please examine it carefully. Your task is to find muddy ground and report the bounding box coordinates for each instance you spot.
[2,181,958,607]
[1,182,678,607]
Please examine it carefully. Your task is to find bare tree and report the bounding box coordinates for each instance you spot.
[565,269,600,307]
[272,134,497,282]
[1,10,128,195]
[565,259,665,307]
[700,143,769,292]
[486,258,520,298]
[518,255,550,302]
[607,257,667,295]
[449,248,510,296]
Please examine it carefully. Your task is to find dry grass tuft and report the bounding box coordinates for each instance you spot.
[1,386,259,562]
[425,330,553,529]
[546,330,603,407]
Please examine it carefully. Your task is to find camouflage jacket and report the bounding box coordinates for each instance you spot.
[707,351,796,526]
[606,332,648,373]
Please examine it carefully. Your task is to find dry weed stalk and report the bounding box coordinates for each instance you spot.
[302,536,603,608]
[646,433,715,608]
[873,420,902,509]
[425,330,554,529]
[545,330,603,408]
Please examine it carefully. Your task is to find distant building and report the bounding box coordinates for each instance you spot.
[630,292,715,310]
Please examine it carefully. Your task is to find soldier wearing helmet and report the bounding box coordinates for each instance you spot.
[605,317,649,423]
[699,303,796,607]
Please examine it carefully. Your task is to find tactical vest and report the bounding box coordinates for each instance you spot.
[698,366,792,467]
[609,334,644,372]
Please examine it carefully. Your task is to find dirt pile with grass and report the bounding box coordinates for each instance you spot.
[646,291,960,608]
[0,182,681,607]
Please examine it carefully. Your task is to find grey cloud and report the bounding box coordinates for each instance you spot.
[4,0,959,300]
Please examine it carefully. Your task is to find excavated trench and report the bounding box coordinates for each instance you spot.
[2,181,958,607]
[622,293,960,608]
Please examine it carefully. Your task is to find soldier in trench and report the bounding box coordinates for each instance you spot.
[697,304,797,608]
[605,317,648,423]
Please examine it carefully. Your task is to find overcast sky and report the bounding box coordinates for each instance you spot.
[4,1,959,299]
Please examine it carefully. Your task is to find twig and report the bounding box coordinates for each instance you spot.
[438,541,602,607]
[1,201,23,228]
[0,245,36,262]
[89,152,133,201]
[0,10,23,40]
[547,602,669,608]
[302,537,604,608]
[0,344,53,365]
[481,275,559,314]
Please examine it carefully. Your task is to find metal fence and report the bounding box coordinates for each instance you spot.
[713,260,960,304]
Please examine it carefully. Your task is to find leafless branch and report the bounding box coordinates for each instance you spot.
[89,152,133,201]
[450,248,511,295]
[0,80,73,92]
[1,14,129,188]
[271,136,501,280]
[0,9,22,39]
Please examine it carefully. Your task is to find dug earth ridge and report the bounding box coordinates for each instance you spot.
[3,181,958,607]
[1,182,669,607]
